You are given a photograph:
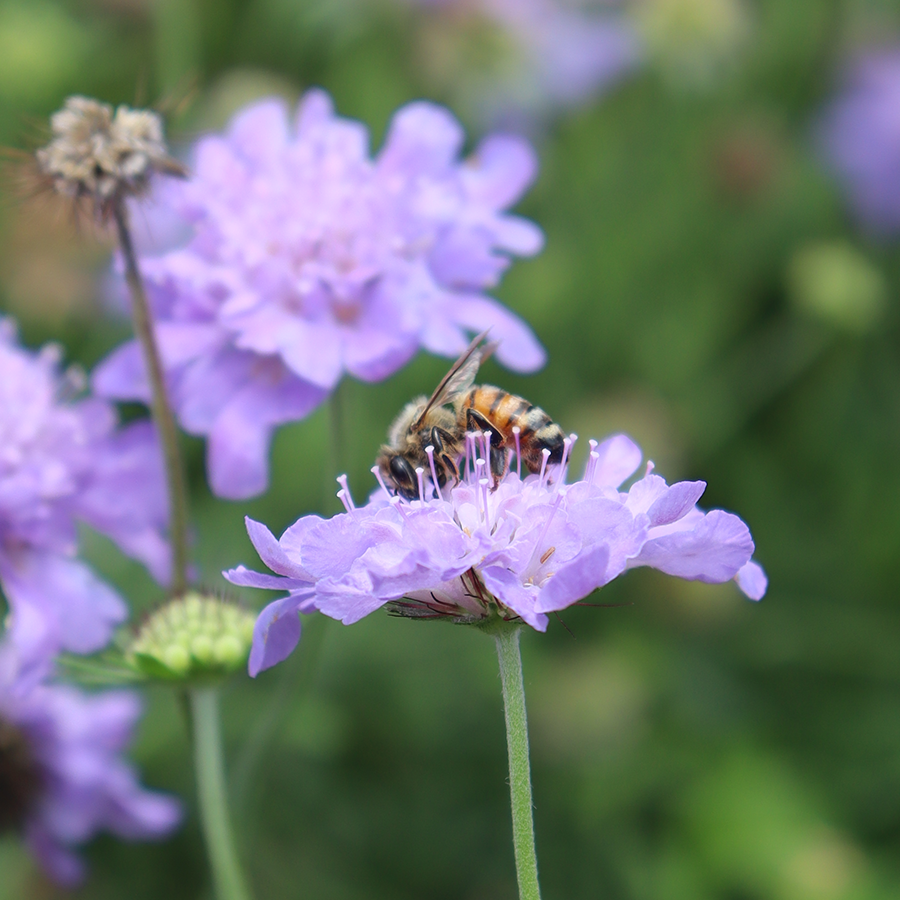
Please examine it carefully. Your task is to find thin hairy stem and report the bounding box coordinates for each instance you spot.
[190,687,253,900]
[112,199,190,593]
[495,625,542,900]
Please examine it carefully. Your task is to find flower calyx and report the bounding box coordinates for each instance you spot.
[386,568,523,630]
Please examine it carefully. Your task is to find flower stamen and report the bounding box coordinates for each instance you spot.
[538,447,551,488]
[415,466,426,503]
[474,457,487,520]
[557,433,578,490]
[336,474,355,509]
[480,477,492,531]
[524,491,564,582]
[585,439,599,483]
[425,445,443,501]
[371,464,392,500]
[465,431,477,482]
[390,495,410,520]
[337,490,355,516]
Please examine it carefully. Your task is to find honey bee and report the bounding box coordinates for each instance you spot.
[376,331,565,499]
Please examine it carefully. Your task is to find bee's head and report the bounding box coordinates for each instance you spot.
[378,452,419,500]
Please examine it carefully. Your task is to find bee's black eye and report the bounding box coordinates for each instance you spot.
[389,456,418,498]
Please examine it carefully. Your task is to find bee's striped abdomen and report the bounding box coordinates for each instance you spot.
[460,385,564,474]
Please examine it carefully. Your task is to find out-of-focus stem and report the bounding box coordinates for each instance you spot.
[190,687,253,900]
[112,199,190,593]
[495,625,542,900]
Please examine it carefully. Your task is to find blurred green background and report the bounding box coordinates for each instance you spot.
[2,0,900,898]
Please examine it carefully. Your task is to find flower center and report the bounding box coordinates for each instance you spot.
[332,299,362,324]
[0,715,43,833]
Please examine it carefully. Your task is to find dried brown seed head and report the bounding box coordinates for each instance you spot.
[35,95,185,219]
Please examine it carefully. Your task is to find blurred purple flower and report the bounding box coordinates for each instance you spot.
[0,320,169,659]
[226,433,765,675]
[820,48,900,233]
[414,0,641,128]
[95,90,546,500]
[0,638,180,886]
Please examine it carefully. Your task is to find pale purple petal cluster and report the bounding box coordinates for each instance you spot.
[0,320,169,658]
[95,90,546,499]
[0,639,180,886]
[226,433,765,675]
[820,48,900,233]
[483,0,640,107]
[416,0,641,126]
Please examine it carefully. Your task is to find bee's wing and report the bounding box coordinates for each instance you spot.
[413,331,496,430]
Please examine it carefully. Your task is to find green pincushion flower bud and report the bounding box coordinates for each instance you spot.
[128,592,255,683]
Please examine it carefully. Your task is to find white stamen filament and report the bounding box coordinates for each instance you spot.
[415,466,426,503]
[425,445,442,501]
[336,474,355,509]
[481,430,493,463]
[524,491,564,582]
[390,495,410,520]
[587,451,600,485]
[465,432,477,482]
[538,447,551,488]
[585,440,599,483]
[479,477,492,531]
[371,465,392,501]
[474,457,487,519]
[557,433,577,490]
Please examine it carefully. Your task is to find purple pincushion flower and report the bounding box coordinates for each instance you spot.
[820,48,900,233]
[0,319,170,658]
[478,0,641,110]
[94,90,547,500]
[412,0,641,128]
[0,638,180,886]
[226,433,765,675]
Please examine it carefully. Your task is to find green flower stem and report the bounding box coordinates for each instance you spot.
[112,199,190,594]
[494,625,542,900]
[190,687,253,900]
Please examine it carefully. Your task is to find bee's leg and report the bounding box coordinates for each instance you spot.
[464,409,506,446]
[464,409,509,489]
[440,454,459,485]
[429,427,460,488]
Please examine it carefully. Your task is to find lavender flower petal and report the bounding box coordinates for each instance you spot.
[630,509,755,583]
[0,639,180,885]
[0,553,126,655]
[226,432,763,672]
[96,89,545,499]
[248,593,314,676]
[820,49,900,233]
[0,321,169,656]
[736,560,767,601]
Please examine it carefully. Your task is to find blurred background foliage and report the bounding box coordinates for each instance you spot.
[2,0,900,898]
